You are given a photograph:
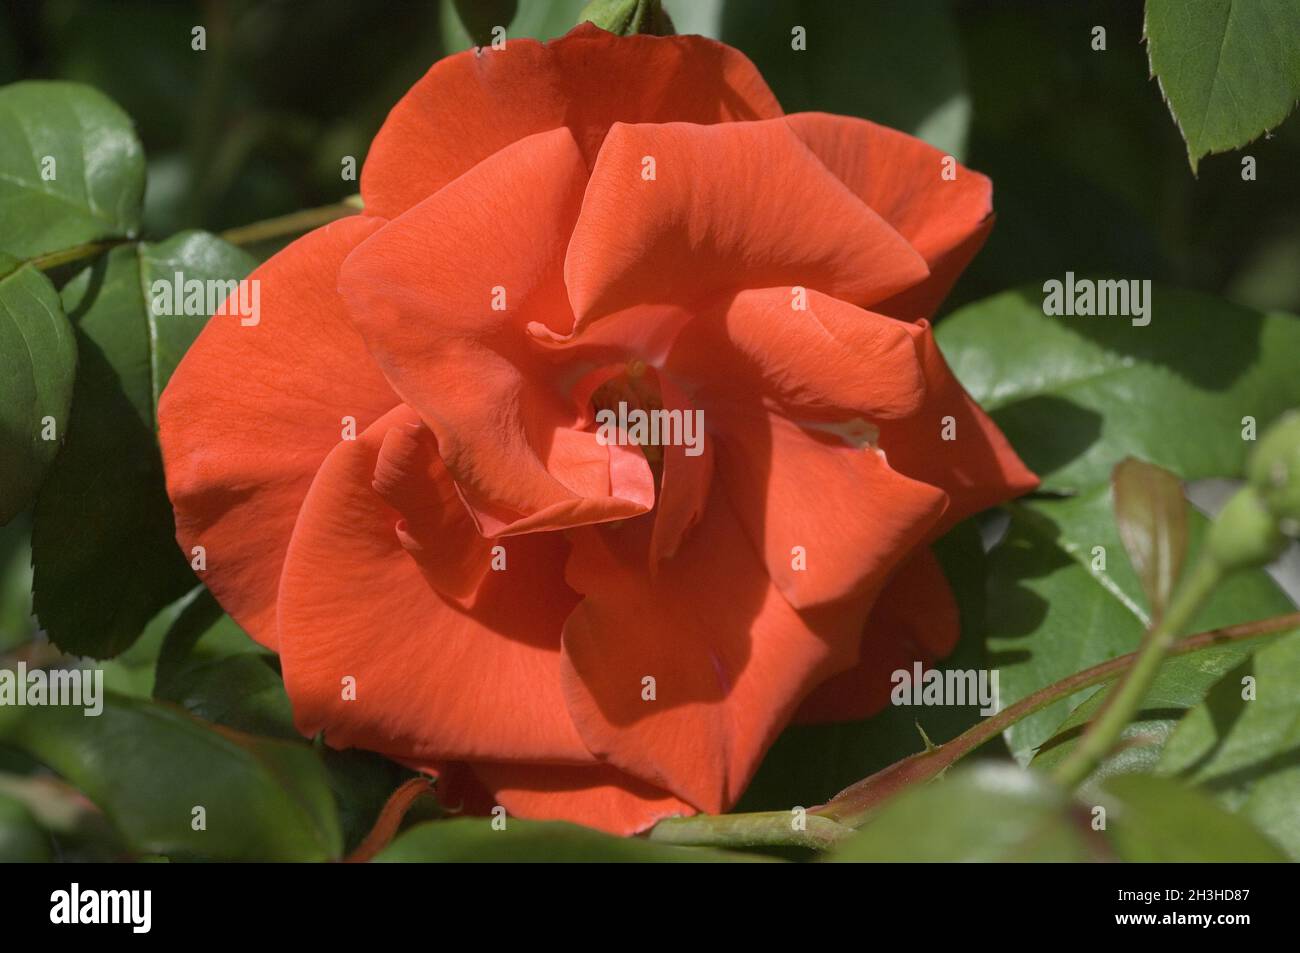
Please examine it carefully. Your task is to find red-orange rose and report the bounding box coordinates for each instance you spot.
[159,24,1036,835]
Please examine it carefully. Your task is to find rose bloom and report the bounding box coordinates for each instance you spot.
[160,24,1036,835]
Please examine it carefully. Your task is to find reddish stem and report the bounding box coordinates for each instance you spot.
[344,777,436,863]
[810,611,1300,826]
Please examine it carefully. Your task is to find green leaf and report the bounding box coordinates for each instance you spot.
[1112,458,1188,618]
[31,232,256,658]
[95,587,197,700]
[1158,628,1300,858]
[936,285,1300,494]
[739,521,994,811]
[1145,0,1300,173]
[824,764,1098,862]
[987,489,1293,759]
[1029,628,1287,782]
[374,817,770,862]
[0,266,76,524]
[720,0,969,158]
[149,589,408,852]
[0,515,39,651]
[1103,773,1288,861]
[0,691,342,861]
[154,590,295,739]
[0,81,144,263]
[0,791,51,861]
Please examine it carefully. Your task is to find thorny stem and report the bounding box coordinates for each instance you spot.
[641,610,1299,849]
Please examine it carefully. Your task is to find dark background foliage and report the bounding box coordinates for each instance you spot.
[0,0,1296,313]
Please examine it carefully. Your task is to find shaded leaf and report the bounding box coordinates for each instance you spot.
[0,266,76,524]
[1103,772,1287,861]
[31,232,256,658]
[0,691,342,860]
[375,817,769,862]
[153,589,293,738]
[824,764,1099,862]
[0,791,51,861]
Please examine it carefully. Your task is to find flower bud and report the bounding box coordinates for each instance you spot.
[1204,486,1288,572]
[579,0,675,36]
[1248,410,1300,535]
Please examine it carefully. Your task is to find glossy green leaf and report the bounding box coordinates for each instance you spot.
[1111,457,1188,618]
[375,817,770,862]
[1159,628,1300,858]
[31,232,256,658]
[0,81,144,263]
[936,285,1300,494]
[720,0,969,158]
[0,691,342,860]
[1103,773,1288,861]
[1145,0,1300,173]
[824,764,1098,862]
[986,489,1293,759]
[0,266,76,524]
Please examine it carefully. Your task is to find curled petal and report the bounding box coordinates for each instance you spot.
[562,119,930,335]
[666,286,929,423]
[278,404,594,765]
[880,324,1038,534]
[786,112,994,320]
[341,128,653,536]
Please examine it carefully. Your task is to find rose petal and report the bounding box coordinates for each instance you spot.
[713,408,948,610]
[361,23,782,219]
[468,762,694,837]
[558,488,861,813]
[561,119,931,336]
[159,217,397,648]
[278,405,594,764]
[795,546,960,723]
[786,112,994,320]
[879,323,1038,534]
[340,127,654,536]
[666,286,929,424]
